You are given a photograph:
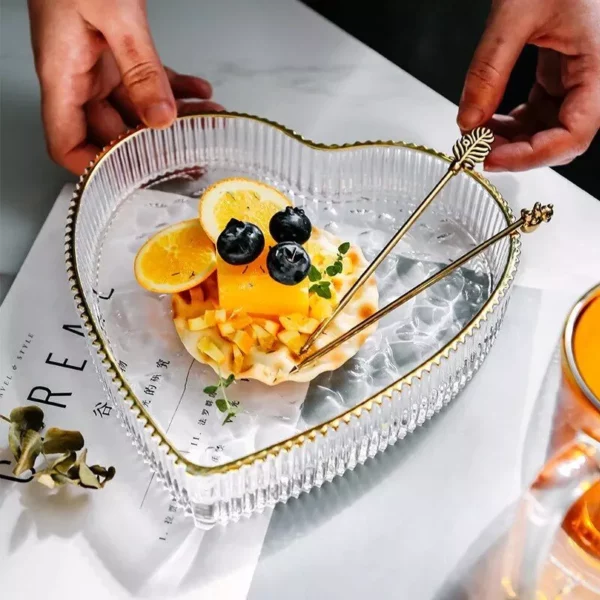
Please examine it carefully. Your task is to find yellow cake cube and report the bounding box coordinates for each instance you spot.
[216,254,309,316]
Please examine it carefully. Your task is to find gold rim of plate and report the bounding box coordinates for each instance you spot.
[64,111,521,476]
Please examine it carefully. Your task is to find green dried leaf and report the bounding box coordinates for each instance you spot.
[43,428,84,455]
[35,469,76,489]
[35,473,58,489]
[78,461,102,489]
[51,451,78,474]
[90,465,116,488]
[89,465,108,477]
[8,422,22,459]
[53,472,78,486]
[338,242,350,255]
[215,399,228,413]
[203,385,218,397]
[5,407,45,461]
[9,406,45,432]
[13,430,42,476]
[308,265,321,282]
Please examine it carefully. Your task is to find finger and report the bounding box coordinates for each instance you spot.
[484,130,572,171]
[176,100,225,116]
[102,9,176,129]
[42,90,100,174]
[457,5,534,131]
[485,112,538,140]
[486,83,600,170]
[109,84,142,126]
[85,99,129,147]
[485,114,526,140]
[165,67,213,99]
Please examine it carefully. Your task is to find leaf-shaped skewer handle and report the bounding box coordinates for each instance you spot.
[451,127,494,171]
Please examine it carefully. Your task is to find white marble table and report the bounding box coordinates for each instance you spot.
[1,0,599,598]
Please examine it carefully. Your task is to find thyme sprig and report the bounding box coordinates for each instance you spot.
[308,242,350,299]
[204,373,238,424]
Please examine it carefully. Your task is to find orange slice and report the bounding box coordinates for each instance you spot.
[134,219,216,293]
[198,177,291,243]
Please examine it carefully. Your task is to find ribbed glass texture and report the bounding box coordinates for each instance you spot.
[65,114,519,527]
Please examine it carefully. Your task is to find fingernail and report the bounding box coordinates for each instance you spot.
[143,101,175,128]
[457,105,484,130]
[484,164,503,172]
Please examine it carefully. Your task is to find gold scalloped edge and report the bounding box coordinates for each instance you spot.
[64,111,520,477]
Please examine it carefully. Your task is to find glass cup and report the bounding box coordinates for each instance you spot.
[504,283,600,599]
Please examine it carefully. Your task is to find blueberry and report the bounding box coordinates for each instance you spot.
[269,206,312,244]
[267,242,311,285]
[217,219,265,265]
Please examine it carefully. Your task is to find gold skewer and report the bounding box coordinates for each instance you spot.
[291,203,553,374]
[300,127,496,355]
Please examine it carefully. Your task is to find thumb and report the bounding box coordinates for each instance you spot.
[458,3,532,131]
[103,11,176,128]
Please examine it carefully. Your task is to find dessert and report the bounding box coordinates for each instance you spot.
[135,177,379,385]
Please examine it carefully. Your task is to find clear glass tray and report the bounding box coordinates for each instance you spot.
[65,113,520,527]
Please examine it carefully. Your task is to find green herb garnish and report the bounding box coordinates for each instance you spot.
[1,406,115,489]
[308,241,350,299]
[204,373,238,424]
[308,265,322,282]
[309,281,332,299]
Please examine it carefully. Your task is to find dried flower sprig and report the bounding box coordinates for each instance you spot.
[1,406,115,489]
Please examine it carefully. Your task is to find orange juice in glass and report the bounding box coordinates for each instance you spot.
[560,284,600,561]
[506,284,600,599]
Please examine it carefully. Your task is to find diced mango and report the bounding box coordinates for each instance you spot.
[297,317,319,334]
[216,254,309,316]
[251,323,276,351]
[203,310,217,326]
[215,309,227,323]
[280,313,319,334]
[217,321,236,337]
[280,314,300,331]
[229,312,253,330]
[233,330,254,355]
[309,295,333,321]
[253,317,280,336]
[216,337,233,361]
[277,330,308,355]
[188,315,210,331]
[232,344,244,373]
[198,337,225,363]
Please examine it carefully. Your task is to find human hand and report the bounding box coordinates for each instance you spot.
[28,0,223,174]
[457,0,600,171]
